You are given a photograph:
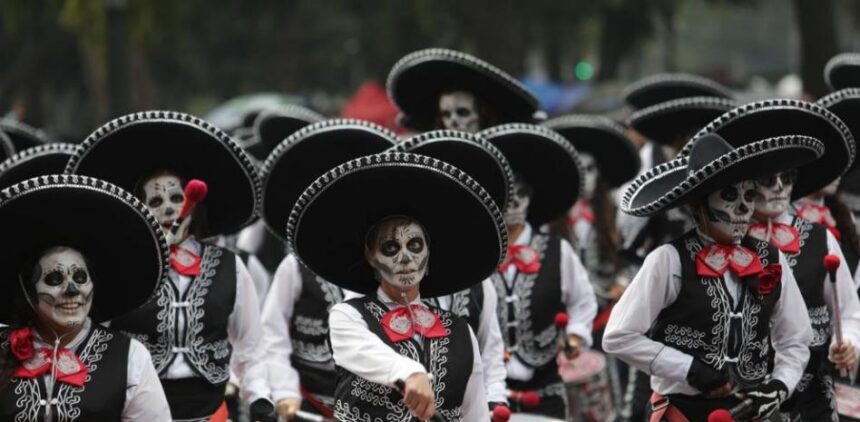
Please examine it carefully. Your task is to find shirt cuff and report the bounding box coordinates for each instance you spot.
[272,388,302,403]
[650,345,693,383]
[566,323,593,348]
[387,358,427,387]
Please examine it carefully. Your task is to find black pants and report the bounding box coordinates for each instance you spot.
[624,369,653,422]
[161,377,224,420]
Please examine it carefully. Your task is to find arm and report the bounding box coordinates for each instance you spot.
[123,339,172,421]
[458,327,492,421]
[228,256,271,404]
[823,232,860,365]
[245,253,272,306]
[477,279,508,404]
[559,239,598,347]
[260,254,303,403]
[769,251,813,393]
[328,302,426,386]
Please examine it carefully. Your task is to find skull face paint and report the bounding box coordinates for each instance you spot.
[579,152,599,200]
[505,179,532,228]
[704,180,757,244]
[753,169,796,219]
[438,91,480,133]
[368,221,430,288]
[143,173,188,244]
[32,247,94,332]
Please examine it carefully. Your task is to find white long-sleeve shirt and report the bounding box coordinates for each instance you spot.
[329,288,489,421]
[32,319,172,421]
[162,238,270,404]
[503,223,599,381]
[429,279,508,403]
[603,236,812,395]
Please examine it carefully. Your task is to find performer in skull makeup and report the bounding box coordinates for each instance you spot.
[259,119,397,420]
[387,48,543,134]
[0,175,171,421]
[65,111,275,422]
[478,123,598,418]
[605,132,823,421]
[388,129,513,411]
[288,152,505,421]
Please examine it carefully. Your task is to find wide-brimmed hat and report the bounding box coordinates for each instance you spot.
[261,119,397,241]
[387,48,542,131]
[622,73,733,110]
[818,88,860,171]
[0,143,79,190]
[479,123,582,225]
[0,174,169,323]
[626,96,737,145]
[247,105,325,161]
[679,99,855,199]
[0,121,51,151]
[65,110,261,237]
[542,114,641,188]
[622,134,825,217]
[287,152,506,298]
[388,130,513,209]
[825,53,860,91]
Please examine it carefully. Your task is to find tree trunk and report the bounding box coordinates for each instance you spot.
[792,0,839,98]
[105,0,131,118]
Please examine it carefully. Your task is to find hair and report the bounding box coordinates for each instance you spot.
[134,168,209,238]
[433,89,500,130]
[825,194,860,261]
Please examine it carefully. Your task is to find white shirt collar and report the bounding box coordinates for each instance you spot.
[375,287,423,308]
[513,223,533,246]
[32,318,92,351]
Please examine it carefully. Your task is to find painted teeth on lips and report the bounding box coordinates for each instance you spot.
[57,303,82,309]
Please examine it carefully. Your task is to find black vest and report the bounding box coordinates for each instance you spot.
[334,297,473,421]
[289,263,343,399]
[425,284,484,333]
[783,217,832,350]
[493,233,565,376]
[651,232,781,389]
[111,243,237,386]
[0,325,129,422]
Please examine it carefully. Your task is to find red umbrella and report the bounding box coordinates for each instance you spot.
[340,80,408,135]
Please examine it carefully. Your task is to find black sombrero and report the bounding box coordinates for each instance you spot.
[0,143,78,190]
[622,134,825,217]
[0,174,169,323]
[480,123,582,225]
[247,105,324,161]
[388,130,513,209]
[626,96,737,145]
[0,121,51,151]
[679,99,855,199]
[542,114,641,187]
[825,53,860,91]
[622,73,733,110]
[287,152,506,298]
[387,48,542,131]
[818,88,860,171]
[65,110,261,237]
[261,119,397,241]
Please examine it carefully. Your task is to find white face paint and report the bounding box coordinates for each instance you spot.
[369,222,430,288]
[438,91,480,133]
[703,180,757,244]
[753,170,796,219]
[823,177,841,196]
[143,174,189,244]
[579,152,598,200]
[504,180,531,228]
[32,247,93,332]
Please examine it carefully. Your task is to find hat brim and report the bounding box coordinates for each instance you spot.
[627,97,737,146]
[390,130,513,209]
[387,48,540,131]
[0,121,50,151]
[622,73,733,110]
[0,175,168,323]
[543,115,641,188]
[480,124,582,225]
[261,119,397,241]
[65,111,261,236]
[818,88,860,171]
[287,153,506,298]
[0,144,78,190]
[623,136,825,216]
[825,53,860,91]
[250,107,324,160]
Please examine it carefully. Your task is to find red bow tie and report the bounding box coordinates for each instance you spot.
[695,243,764,278]
[797,204,841,240]
[568,199,595,227]
[749,222,800,254]
[14,348,88,387]
[381,305,447,343]
[170,245,201,276]
[499,244,541,274]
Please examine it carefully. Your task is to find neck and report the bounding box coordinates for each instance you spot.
[34,320,84,349]
[752,211,780,223]
[380,282,420,305]
[507,224,524,243]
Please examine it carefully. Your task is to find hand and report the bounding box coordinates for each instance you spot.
[830,340,857,371]
[276,397,302,421]
[739,379,788,419]
[705,382,732,399]
[686,359,731,396]
[560,335,582,359]
[608,282,627,301]
[249,398,277,422]
[166,216,193,245]
[403,372,436,421]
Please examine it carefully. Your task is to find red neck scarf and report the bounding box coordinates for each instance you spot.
[748,222,800,254]
[695,243,764,278]
[170,245,201,276]
[381,305,447,343]
[797,203,841,240]
[14,348,88,387]
[499,244,541,274]
[567,199,595,227]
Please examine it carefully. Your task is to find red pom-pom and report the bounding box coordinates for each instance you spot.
[521,391,540,408]
[707,409,734,422]
[554,312,569,328]
[824,254,841,272]
[184,179,208,203]
[491,405,511,422]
